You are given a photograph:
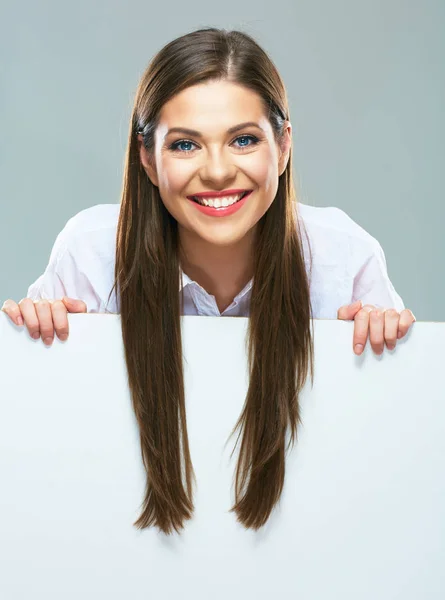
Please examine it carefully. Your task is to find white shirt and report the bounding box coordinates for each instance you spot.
[26,203,405,319]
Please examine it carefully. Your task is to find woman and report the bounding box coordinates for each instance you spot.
[1,27,415,534]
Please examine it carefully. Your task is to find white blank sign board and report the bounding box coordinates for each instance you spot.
[0,312,444,599]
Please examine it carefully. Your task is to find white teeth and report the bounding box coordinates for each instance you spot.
[193,193,246,208]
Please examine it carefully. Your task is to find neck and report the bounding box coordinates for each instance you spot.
[178,227,256,312]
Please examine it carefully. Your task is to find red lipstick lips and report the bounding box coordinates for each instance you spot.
[187,190,253,217]
[186,189,251,199]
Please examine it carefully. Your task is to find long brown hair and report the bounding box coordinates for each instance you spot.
[108,27,314,534]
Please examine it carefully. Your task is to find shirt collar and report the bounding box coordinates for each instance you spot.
[179,269,192,291]
[179,268,253,305]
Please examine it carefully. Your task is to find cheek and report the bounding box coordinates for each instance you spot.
[248,160,278,198]
[157,156,193,196]
[244,147,278,187]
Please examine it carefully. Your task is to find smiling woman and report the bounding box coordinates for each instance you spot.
[136,77,293,311]
[3,27,411,536]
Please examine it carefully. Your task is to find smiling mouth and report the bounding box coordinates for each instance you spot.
[190,191,250,207]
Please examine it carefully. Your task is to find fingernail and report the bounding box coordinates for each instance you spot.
[31,332,40,340]
[16,316,24,326]
[59,334,68,341]
[397,331,403,339]
[354,344,364,354]
[43,337,53,346]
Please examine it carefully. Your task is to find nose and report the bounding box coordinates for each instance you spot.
[199,147,237,187]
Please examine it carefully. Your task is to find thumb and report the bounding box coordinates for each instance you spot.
[62,297,88,313]
[337,300,362,320]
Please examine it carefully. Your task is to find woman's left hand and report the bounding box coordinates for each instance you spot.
[337,301,416,356]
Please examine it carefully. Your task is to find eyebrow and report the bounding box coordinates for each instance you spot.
[165,121,263,138]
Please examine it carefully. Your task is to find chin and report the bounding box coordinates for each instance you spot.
[196,229,250,247]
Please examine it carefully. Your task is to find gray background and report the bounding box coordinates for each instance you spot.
[1,0,444,321]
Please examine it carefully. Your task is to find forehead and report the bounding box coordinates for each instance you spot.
[157,80,269,135]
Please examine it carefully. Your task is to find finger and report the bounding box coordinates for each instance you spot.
[34,300,55,346]
[18,298,41,339]
[337,300,362,320]
[353,307,372,354]
[398,309,416,339]
[62,297,88,313]
[1,299,24,326]
[384,309,400,350]
[369,309,385,355]
[51,300,70,342]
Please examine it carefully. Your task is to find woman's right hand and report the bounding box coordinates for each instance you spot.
[1,297,87,346]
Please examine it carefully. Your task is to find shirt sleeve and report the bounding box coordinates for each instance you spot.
[26,231,103,314]
[351,238,405,312]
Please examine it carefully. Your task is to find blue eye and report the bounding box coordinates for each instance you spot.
[233,135,258,148]
[173,140,196,153]
[169,134,259,154]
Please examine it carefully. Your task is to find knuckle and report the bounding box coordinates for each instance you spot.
[51,299,66,311]
[18,298,32,306]
[385,309,399,318]
[399,317,412,330]
[1,299,13,310]
[2,303,19,316]
[362,304,374,312]
[355,310,369,321]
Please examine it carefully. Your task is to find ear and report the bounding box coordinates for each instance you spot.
[137,134,159,187]
[278,121,292,176]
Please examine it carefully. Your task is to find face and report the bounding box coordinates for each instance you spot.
[138,79,291,249]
